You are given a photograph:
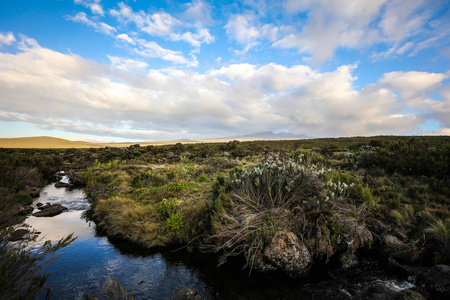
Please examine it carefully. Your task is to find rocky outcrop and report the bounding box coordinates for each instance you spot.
[166,288,202,300]
[255,230,313,277]
[417,264,450,296]
[33,204,67,217]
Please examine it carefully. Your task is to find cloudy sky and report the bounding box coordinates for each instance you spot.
[0,0,449,142]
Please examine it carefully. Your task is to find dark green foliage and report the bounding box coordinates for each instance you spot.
[0,230,75,300]
[132,171,167,188]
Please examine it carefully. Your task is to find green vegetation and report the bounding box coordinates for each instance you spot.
[0,229,75,300]
[1,135,449,281]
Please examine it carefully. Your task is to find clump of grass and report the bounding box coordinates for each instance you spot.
[212,154,375,272]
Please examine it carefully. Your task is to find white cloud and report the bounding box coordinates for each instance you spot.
[224,13,285,54]
[0,39,447,140]
[134,39,198,67]
[74,0,104,15]
[0,32,16,47]
[66,12,116,35]
[273,0,448,64]
[379,0,428,42]
[183,0,213,26]
[379,71,447,98]
[170,28,214,47]
[110,2,214,47]
[108,56,148,71]
[116,33,135,44]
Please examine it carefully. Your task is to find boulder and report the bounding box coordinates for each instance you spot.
[166,288,202,300]
[36,203,43,207]
[262,230,313,277]
[33,204,67,217]
[418,264,450,296]
[339,252,359,271]
[386,257,413,279]
[9,229,29,241]
[54,182,74,188]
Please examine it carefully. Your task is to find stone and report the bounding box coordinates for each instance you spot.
[33,204,67,217]
[9,229,29,241]
[166,288,202,300]
[418,264,450,296]
[386,257,413,279]
[339,252,359,271]
[54,182,74,188]
[262,230,313,277]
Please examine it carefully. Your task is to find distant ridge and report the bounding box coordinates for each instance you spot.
[0,136,98,149]
[213,131,309,141]
[0,132,309,149]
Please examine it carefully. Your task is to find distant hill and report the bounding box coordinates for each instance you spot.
[208,131,309,142]
[0,132,309,149]
[0,137,100,149]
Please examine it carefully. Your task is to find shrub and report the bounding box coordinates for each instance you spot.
[212,154,375,271]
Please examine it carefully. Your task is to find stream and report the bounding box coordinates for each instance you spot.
[24,177,418,299]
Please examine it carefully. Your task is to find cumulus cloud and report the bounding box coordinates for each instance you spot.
[239,0,448,64]
[379,71,447,98]
[110,2,214,47]
[74,0,104,15]
[224,13,285,54]
[116,33,135,45]
[0,32,16,47]
[66,12,116,35]
[1,39,447,140]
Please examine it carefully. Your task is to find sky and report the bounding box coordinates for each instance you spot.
[0,0,449,142]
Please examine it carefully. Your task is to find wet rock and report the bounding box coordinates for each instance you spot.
[386,258,413,279]
[9,228,29,241]
[167,288,202,300]
[339,252,360,271]
[33,204,67,217]
[418,264,450,296]
[36,202,43,207]
[54,182,74,188]
[262,230,313,277]
[252,252,278,273]
[394,289,427,300]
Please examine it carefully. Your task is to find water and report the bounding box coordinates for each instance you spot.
[24,177,417,299]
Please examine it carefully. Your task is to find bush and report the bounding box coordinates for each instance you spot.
[212,154,375,271]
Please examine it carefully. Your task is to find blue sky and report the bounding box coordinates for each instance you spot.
[0,0,449,142]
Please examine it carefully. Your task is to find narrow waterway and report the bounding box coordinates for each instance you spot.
[24,177,418,300]
[26,176,212,299]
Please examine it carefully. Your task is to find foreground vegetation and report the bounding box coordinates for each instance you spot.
[1,135,449,297]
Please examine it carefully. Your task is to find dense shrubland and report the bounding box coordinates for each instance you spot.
[0,135,449,293]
